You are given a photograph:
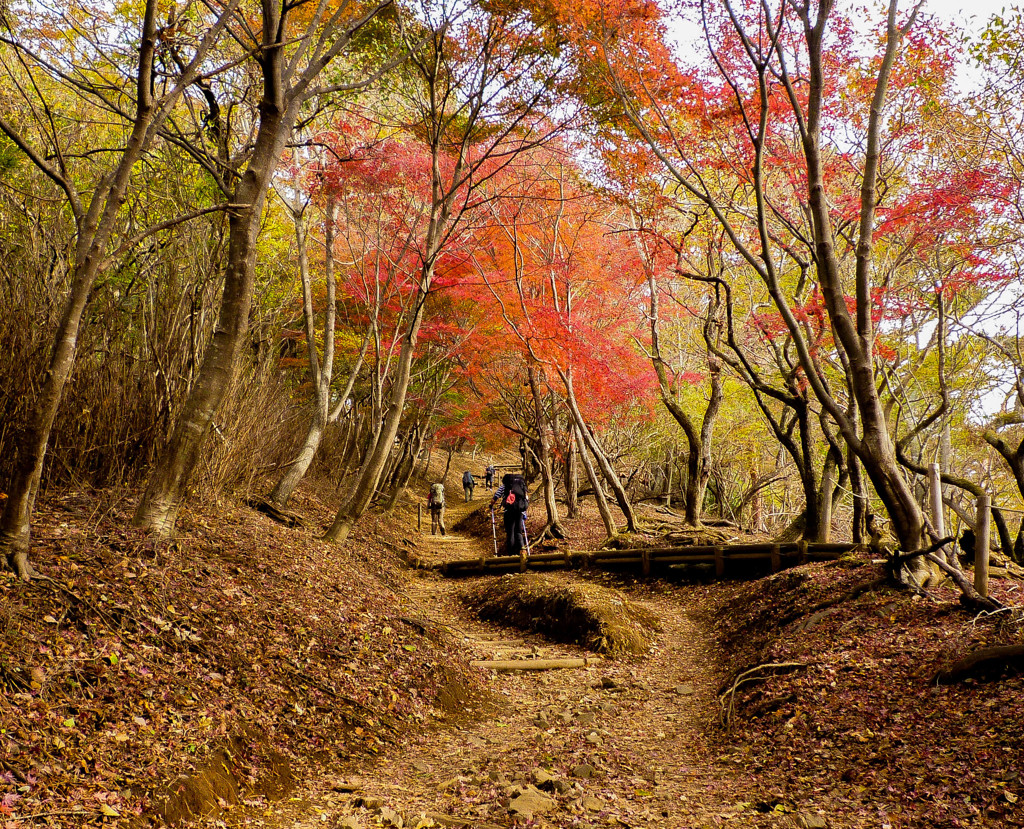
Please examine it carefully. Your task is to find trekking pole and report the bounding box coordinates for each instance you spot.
[522,514,532,559]
[490,508,499,557]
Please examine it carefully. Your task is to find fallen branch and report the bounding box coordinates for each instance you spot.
[469,656,602,672]
[719,661,811,730]
[923,553,1003,612]
[933,645,1024,684]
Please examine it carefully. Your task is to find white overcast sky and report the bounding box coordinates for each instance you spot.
[924,0,1015,30]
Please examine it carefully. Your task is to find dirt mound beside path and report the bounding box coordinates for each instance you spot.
[463,572,661,655]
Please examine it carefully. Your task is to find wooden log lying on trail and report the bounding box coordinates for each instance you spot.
[436,541,860,576]
[469,656,603,672]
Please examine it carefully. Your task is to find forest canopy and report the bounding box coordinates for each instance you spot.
[2,0,1024,588]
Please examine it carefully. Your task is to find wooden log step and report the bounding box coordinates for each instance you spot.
[469,656,603,672]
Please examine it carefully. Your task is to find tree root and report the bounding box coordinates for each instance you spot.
[933,645,1024,684]
[775,576,888,628]
[245,498,304,528]
[718,661,811,730]
[536,521,566,541]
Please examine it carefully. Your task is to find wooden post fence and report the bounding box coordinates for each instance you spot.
[929,462,945,537]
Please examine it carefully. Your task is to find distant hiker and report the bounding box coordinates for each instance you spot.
[462,470,476,502]
[491,472,529,557]
[427,482,446,536]
[484,464,495,489]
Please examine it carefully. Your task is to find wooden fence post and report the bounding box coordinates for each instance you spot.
[714,546,725,578]
[929,462,945,537]
[770,544,781,573]
[975,494,990,598]
[642,548,651,577]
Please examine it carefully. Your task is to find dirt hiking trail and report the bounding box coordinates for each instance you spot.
[251,493,804,829]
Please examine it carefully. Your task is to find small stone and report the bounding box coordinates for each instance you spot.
[553,779,573,794]
[582,795,603,812]
[572,764,596,779]
[599,676,618,689]
[508,786,556,818]
[600,703,617,714]
[354,796,383,810]
[331,777,363,793]
[488,769,508,784]
[467,735,487,748]
[411,761,429,773]
[557,710,573,724]
[531,768,556,788]
[585,732,602,746]
[793,814,828,829]
[337,817,363,829]
[576,712,596,726]
[533,713,550,728]
[674,683,695,696]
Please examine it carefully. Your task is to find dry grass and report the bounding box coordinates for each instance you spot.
[462,573,661,656]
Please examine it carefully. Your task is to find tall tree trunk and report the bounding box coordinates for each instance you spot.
[814,448,841,543]
[132,0,391,536]
[527,363,567,540]
[0,0,224,577]
[644,264,722,527]
[574,425,617,541]
[560,367,638,532]
[324,284,430,544]
[662,447,674,508]
[797,0,928,554]
[134,149,286,534]
[565,427,579,518]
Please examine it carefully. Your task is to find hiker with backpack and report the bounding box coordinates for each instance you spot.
[490,472,529,557]
[484,464,495,489]
[462,470,476,502]
[427,482,447,536]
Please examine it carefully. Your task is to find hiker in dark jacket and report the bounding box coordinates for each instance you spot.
[490,473,528,556]
[484,464,495,489]
[462,470,476,502]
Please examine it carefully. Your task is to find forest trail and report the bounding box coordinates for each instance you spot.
[254,491,802,829]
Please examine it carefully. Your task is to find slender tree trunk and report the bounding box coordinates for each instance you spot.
[134,160,282,534]
[644,265,722,527]
[799,1,927,554]
[560,368,638,532]
[527,363,566,540]
[132,0,390,537]
[574,425,617,540]
[324,284,430,543]
[0,0,181,577]
[269,198,335,509]
[815,449,839,543]
[662,447,674,508]
[565,428,579,518]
